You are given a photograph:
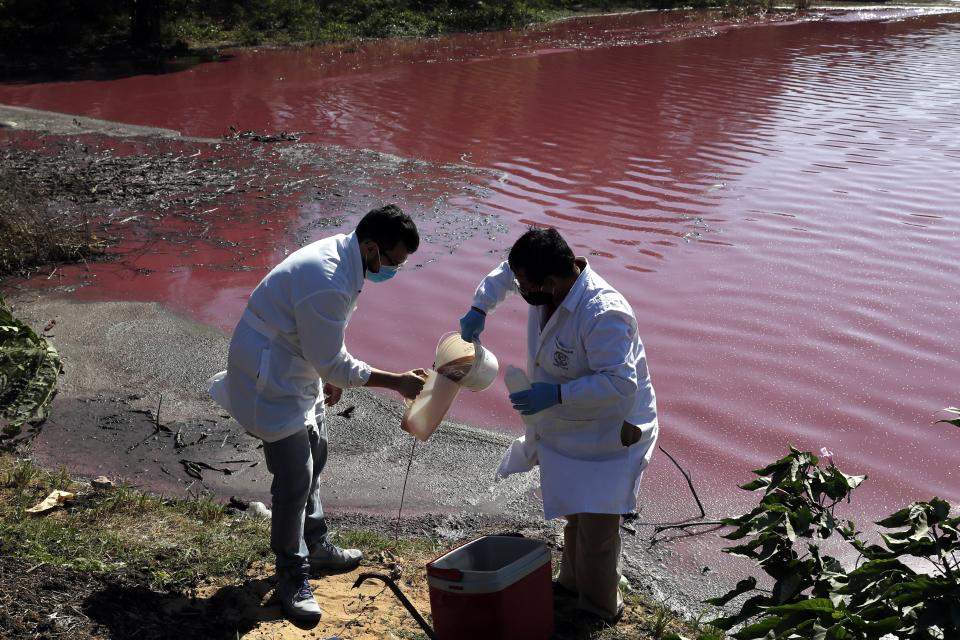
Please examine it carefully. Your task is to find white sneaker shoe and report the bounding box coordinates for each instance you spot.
[308,540,363,572]
[277,575,322,623]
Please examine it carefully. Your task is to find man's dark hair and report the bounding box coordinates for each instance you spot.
[508,227,576,284]
[356,204,419,253]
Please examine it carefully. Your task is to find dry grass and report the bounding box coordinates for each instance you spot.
[0,171,107,277]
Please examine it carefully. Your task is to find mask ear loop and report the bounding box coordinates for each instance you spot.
[366,243,383,274]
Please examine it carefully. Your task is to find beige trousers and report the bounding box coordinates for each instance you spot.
[556,512,623,622]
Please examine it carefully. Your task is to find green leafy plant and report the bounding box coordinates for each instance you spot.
[938,407,960,429]
[709,447,959,639]
[0,298,62,444]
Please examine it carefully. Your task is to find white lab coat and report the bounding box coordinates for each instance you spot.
[208,232,372,443]
[474,259,658,520]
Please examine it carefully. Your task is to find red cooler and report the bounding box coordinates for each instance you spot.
[426,535,554,640]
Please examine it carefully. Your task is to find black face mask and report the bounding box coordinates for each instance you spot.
[520,290,553,306]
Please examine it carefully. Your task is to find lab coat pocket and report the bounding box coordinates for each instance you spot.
[545,417,604,458]
[255,346,271,392]
[621,421,642,447]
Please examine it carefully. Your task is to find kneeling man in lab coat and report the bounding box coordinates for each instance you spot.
[209,204,427,623]
[460,227,658,623]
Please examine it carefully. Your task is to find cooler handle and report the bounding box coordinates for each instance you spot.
[426,566,464,582]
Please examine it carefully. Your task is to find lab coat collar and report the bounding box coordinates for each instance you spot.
[559,257,591,313]
[533,258,590,354]
[346,231,365,294]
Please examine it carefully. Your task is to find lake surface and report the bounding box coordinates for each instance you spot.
[2,8,959,531]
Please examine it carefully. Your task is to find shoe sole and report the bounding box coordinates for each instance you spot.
[308,558,362,573]
[282,606,322,624]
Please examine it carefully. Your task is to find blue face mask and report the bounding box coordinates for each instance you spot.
[365,245,400,283]
[366,264,398,283]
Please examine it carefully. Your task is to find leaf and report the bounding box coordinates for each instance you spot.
[706,576,758,606]
[937,407,960,428]
[765,598,836,614]
[711,595,774,631]
[753,452,797,477]
[734,615,783,639]
[741,478,771,491]
[928,497,951,522]
[0,297,62,435]
[877,507,912,528]
[784,513,796,542]
[825,623,851,639]
[861,616,904,633]
[771,572,805,604]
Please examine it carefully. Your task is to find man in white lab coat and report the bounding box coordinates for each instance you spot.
[209,204,427,623]
[459,227,658,623]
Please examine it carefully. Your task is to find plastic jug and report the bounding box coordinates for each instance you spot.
[400,332,500,441]
[400,369,461,441]
[504,366,534,427]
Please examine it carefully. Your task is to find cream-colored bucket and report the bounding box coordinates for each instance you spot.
[401,332,500,441]
[434,332,498,392]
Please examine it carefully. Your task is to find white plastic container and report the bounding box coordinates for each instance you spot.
[400,369,461,441]
[503,365,534,427]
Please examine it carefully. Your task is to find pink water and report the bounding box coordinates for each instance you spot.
[2,9,959,531]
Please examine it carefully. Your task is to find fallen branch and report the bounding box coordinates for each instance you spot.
[653,520,726,535]
[659,446,705,519]
[180,458,243,475]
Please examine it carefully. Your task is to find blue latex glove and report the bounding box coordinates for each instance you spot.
[459,307,486,342]
[509,383,560,416]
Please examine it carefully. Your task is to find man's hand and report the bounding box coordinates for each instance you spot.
[459,307,486,342]
[509,383,560,416]
[323,383,343,407]
[396,368,429,400]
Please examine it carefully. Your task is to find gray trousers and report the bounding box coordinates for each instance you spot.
[262,422,329,578]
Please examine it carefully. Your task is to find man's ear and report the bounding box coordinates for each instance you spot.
[359,238,376,257]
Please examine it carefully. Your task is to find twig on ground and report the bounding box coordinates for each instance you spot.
[659,446,705,518]
[395,437,417,546]
[653,520,726,535]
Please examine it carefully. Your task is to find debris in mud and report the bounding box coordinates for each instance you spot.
[25,489,74,514]
[91,475,114,490]
[0,138,251,214]
[223,125,301,143]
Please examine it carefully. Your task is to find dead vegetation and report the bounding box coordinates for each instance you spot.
[0,132,273,278]
[0,169,106,277]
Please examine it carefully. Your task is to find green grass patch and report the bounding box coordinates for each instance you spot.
[0,453,445,593]
[0,453,271,590]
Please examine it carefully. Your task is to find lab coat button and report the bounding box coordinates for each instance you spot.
[535,434,541,441]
